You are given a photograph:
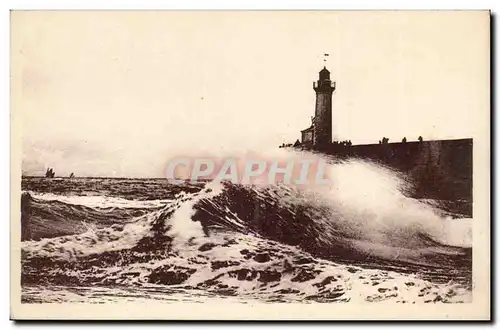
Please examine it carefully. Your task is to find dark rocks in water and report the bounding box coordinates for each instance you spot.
[133,234,172,253]
[149,270,188,285]
[253,253,271,263]
[239,249,256,260]
[258,270,281,283]
[226,269,281,283]
[291,269,320,283]
[378,288,389,293]
[211,260,240,270]
[148,266,196,285]
[347,267,359,273]
[199,276,223,287]
[229,269,259,281]
[199,243,217,252]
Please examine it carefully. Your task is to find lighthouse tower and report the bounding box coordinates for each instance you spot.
[313,67,335,148]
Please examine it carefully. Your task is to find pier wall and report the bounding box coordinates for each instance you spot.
[320,138,473,203]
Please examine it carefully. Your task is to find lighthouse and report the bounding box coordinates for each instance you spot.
[312,67,335,148]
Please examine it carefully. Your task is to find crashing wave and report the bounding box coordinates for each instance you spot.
[21,156,472,303]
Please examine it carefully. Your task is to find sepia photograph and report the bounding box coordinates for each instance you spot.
[10,10,491,320]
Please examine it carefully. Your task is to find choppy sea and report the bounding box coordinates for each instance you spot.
[20,154,472,304]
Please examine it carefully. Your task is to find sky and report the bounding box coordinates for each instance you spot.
[12,11,489,177]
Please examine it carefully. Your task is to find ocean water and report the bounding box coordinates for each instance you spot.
[20,153,472,304]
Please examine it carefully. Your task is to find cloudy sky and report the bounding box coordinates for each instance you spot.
[12,11,489,177]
